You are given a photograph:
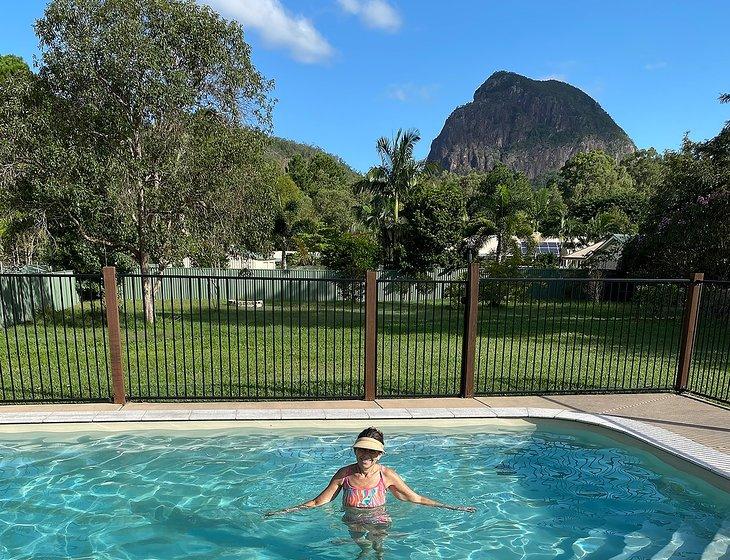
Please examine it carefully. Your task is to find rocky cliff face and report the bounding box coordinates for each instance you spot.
[427,71,635,180]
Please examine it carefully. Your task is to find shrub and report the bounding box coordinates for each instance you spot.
[321,232,380,300]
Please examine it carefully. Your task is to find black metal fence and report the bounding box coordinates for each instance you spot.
[0,273,110,402]
[473,278,688,395]
[0,268,727,405]
[375,277,466,397]
[120,274,365,400]
[687,280,730,403]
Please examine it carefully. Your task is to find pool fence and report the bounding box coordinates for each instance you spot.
[0,266,727,405]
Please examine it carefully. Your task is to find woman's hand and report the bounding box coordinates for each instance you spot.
[386,469,476,513]
[447,505,476,513]
[263,505,304,517]
[264,468,346,518]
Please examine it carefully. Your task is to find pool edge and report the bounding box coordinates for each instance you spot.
[1,406,728,483]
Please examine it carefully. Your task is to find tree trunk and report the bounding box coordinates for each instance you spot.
[140,254,155,325]
[281,242,288,270]
[495,234,503,264]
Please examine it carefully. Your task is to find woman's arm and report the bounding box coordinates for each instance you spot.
[264,468,346,517]
[385,469,476,513]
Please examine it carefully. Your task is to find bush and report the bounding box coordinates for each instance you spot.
[321,232,380,300]
[632,283,685,319]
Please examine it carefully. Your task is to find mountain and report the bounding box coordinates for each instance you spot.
[427,71,635,180]
[265,136,360,182]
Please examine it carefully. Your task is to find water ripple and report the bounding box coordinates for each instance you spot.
[0,427,727,559]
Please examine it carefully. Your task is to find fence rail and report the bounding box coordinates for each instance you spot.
[0,267,727,405]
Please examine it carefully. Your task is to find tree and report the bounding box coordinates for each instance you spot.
[359,128,424,267]
[321,232,379,299]
[0,55,49,268]
[456,171,489,201]
[286,152,357,235]
[21,0,274,322]
[620,148,666,197]
[558,150,633,203]
[466,163,533,262]
[177,115,279,268]
[0,54,30,81]
[288,153,349,197]
[373,129,423,225]
[284,150,360,262]
[530,185,566,237]
[565,208,634,247]
[398,179,466,274]
[272,174,315,269]
[558,150,645,242]
[622,126,730,279]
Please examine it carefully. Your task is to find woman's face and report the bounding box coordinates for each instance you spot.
[354,447,383,470]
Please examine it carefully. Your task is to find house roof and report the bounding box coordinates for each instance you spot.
[562,234,631,261]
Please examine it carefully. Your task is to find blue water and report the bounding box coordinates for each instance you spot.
[0,423,728,559]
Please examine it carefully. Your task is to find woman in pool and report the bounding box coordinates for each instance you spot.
[265,427,476,517]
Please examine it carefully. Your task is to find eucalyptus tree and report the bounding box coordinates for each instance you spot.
[0,54,47,267]
[359,128,424,267]
[24,0,276,322]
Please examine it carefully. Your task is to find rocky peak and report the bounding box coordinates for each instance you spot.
[427,71,635,180]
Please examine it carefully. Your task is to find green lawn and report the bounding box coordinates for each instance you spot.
[0,297,727,402]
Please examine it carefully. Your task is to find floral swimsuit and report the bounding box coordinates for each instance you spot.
[341,466,387,508]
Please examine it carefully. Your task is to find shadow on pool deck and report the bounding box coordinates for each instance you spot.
[1,393,728,454]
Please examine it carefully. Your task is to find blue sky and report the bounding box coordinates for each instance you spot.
[2,1,729,172]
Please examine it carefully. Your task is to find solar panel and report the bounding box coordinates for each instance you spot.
[520,241,562,256]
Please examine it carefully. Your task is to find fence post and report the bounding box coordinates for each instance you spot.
[102,266,126,405]
[364,270,377,401]
[676,272,704,392]
[460,262,479,398]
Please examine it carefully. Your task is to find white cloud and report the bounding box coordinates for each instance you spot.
[337,0,402,32]
[387,85,408,101]
[337,0,360,14]
[204,0,334,63]
[644,61,668,71]
[387,83,438,102]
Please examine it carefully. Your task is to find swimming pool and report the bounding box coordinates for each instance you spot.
[0,422,727,559]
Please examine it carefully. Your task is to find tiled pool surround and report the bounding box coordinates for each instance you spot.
[0,404,728,486]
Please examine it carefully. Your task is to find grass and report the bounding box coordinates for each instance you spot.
[0,297,727,402]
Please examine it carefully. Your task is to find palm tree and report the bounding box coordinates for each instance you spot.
[359,128,424,266]
[466,164,533,263]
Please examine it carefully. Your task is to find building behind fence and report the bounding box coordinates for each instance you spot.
[0,267,728,405]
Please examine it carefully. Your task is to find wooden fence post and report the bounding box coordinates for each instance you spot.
[676,272,704,392]
[364,270,377,401]
[460,262,479,398]
[103,266,126,405]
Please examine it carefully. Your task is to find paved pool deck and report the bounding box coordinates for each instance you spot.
[1,392,727,455]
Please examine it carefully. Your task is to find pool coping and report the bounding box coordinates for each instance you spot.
[0,406,728,482]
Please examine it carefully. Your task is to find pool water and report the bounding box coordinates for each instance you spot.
[0,423,728,559]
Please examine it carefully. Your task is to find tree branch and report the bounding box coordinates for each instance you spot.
[67,213,137,256]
